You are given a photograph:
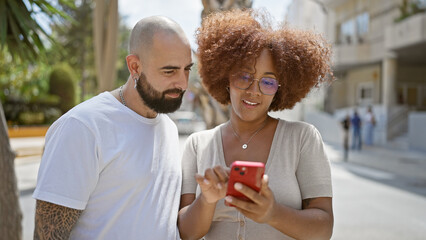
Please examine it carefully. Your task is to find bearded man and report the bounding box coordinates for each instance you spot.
[33,16,193,240]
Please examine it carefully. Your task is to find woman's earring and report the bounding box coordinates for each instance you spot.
[226,87,230,92]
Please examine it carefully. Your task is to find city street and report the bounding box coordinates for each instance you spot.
[4,0,426,239]
[14,136,426,240]
[331,162,426,239]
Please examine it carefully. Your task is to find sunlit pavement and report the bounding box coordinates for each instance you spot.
[13,135,426,240]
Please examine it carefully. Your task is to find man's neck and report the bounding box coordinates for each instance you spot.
[112,83,158,119]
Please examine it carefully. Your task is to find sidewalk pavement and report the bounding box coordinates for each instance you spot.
[324,141,426,181]
[10,137,44,162]
[10,137,44,193]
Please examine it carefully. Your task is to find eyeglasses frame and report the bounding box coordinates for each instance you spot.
[230,73,281,95]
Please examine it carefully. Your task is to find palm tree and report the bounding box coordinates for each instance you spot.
[0,1,71,238]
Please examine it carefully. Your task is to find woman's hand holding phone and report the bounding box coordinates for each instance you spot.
[223,161,277,223]
[195,166,230,204]
[225,173,277,224]
[194,162,278,224]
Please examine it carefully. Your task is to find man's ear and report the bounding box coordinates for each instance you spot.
[126,54,141,78]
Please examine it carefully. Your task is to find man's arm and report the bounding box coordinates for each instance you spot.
[34,200,83,240]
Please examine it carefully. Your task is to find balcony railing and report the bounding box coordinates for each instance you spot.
[332,40,385,68]
[385,12,426,50]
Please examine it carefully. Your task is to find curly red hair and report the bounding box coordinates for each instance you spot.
[196,9,333,111]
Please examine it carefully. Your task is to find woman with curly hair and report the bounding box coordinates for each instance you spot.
[178,9,334,240]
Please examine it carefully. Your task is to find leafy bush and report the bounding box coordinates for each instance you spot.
[1,50,62,125]
[49,63,77,113]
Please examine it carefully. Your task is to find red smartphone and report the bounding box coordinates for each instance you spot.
[226,161,265,205]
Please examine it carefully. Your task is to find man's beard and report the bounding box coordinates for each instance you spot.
[135,72,185,113]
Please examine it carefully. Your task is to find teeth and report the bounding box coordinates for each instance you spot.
[243,100,257,105]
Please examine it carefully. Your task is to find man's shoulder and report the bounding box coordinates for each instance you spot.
[49,93,118,132]
[66,92,118,121]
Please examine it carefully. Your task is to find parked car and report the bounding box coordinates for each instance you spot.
[168,111,206,135]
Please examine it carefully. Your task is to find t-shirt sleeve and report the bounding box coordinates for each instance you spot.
[296,125,332,199]
[181,134,198,195]
[32,117,100,210]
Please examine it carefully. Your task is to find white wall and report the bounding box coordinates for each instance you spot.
[305,110,343,145]
[408,112,426,151]
[286,0,327,34]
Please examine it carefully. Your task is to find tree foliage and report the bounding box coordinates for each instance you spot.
[0,1,72,239]
[0,0,73,62]
[50,0,97,101]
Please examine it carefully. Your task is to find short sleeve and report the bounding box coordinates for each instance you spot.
[296,125,332,199]
[181,134,198,195]
[33,117,100,210]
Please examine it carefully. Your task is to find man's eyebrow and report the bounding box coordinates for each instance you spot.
[160,66,180,70]
[159,63,193,70]
[185,63,194,69]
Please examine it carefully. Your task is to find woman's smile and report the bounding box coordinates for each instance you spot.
[242,99,260,108]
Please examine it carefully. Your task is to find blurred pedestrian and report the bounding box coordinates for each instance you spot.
[178,9,334,240]
[33,16,192,239]
[341,113,351,161]
[351,109,362,150]
[364,105,376,145]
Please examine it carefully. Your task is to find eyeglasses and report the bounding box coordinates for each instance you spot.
[230,72,280,95]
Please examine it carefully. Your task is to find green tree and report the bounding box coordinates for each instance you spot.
[0,0,72,62]
[0,50,61,126]
[49,63,77,113]
[50,0,97,101]
[115,19,131,88]
[50,0,126,101]
[0,1,71,239]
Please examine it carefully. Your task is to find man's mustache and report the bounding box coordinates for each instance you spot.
[163,88,185,96]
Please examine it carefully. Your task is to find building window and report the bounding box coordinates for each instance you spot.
[340,19,355,44]
[357,82,374,105]
[338,12,369,44]
[398,84,426,109]
[356,12,369,40]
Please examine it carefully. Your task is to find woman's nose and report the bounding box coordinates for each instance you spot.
[246,79,262,95]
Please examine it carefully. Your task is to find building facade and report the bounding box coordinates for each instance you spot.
[271,0,329,123]
[322,0,426,146]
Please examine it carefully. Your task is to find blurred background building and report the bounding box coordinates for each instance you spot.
[2,0,425,150]
[281,0,426,151]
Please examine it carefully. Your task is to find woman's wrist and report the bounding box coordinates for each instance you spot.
[266,201,285,226]
[199,193,219,206]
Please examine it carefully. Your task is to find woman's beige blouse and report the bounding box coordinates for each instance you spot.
[182,119,333,240]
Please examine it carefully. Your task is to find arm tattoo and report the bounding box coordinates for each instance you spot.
[34,200,83,240]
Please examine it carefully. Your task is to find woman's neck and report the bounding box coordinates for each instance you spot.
[229,114,270,135]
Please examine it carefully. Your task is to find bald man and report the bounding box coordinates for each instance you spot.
[33,16,193,240]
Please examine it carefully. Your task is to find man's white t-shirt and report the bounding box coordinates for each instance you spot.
[33,92,182,240]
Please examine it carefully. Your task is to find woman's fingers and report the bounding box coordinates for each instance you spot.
[213,166,229,186]
[224,195,255,212]
[194,165,231,202]
[195,166,229,204]
[230,182,263,205]
[259,175,272,197]
[225,175,276,223]
[195,173,210,186]
[204,168,223,189]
